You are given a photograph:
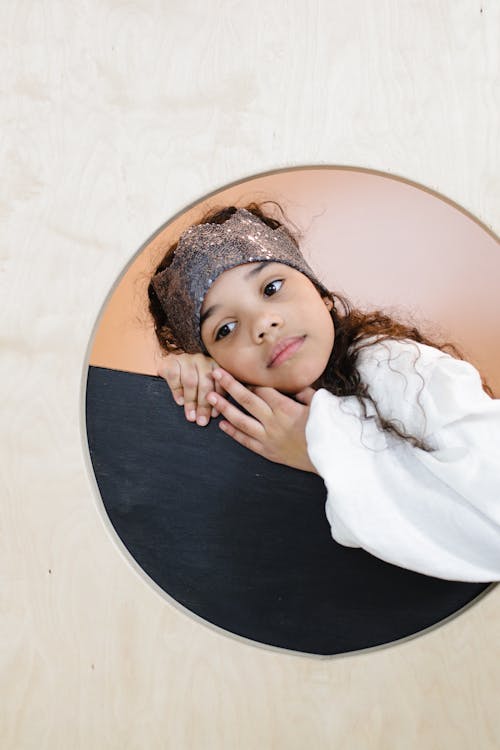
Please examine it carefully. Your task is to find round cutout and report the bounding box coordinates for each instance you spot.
[84,166,499,657]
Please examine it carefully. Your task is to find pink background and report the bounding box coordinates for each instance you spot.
[89,168,500,395]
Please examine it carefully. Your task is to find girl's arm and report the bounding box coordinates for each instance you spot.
[306,339,500,582]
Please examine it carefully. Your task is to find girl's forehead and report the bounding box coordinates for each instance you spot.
[203,261,289,301]
[216,260,290,284]
[200,261,287,316]
[226,260,285,275]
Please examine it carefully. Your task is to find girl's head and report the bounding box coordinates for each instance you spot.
[150,205,335,392]
[200,261,334,393]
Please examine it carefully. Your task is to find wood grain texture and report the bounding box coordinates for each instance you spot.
[1,1,499,747]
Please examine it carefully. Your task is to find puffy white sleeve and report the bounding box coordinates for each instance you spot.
[305,339,500,582]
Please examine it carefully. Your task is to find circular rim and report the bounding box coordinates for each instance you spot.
[80,163,499,660]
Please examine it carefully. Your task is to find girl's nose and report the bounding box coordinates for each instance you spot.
[253,313,283,342]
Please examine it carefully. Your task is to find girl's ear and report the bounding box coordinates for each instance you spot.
[323,297,333,311]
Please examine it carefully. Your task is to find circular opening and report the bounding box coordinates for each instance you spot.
[83,166,499,658]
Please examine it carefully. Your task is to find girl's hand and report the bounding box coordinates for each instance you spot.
[157,353,226,426]
[206,368,319,474]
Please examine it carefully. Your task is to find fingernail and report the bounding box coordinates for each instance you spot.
[212,370,222,380]
[176,396,184,405]
[207,394,217,405]
[188,410,196,421]
[197,416,208,426]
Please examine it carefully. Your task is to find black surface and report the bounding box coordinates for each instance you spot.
[85,366,492,656]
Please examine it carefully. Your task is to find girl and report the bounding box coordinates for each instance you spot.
[148,203,500,583]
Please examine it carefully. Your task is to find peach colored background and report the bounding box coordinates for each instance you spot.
[89,168,500,395]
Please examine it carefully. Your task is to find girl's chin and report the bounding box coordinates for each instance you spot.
[240,364,324,393]
[282,364,325,390]
[273,374,319,394]
[243,377,315,393]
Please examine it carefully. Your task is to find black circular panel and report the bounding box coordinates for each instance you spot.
[85,366,493,657]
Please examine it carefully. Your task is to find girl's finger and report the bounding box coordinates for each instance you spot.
[210,380,227,416]
[207,392,266,440]
[251,385,298,413]
[194,366,219,426]
[218,420,266,457]
[214,380,226,397]
[158,357,185,406]
[211,369,273,422]
[181,367,199,423]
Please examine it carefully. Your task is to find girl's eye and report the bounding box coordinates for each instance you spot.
[263,279,283,296]
[215,321,236,341]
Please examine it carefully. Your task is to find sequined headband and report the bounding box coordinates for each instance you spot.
[151,207,330,353]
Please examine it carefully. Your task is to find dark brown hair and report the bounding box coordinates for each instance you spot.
[148,202,492,451]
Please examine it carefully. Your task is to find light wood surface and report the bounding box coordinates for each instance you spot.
[2,2,499,748]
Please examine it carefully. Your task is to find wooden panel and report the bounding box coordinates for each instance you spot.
[2,1,499,747]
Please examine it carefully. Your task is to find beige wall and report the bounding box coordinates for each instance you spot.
[90,167,500,394]
[3,2,500,748]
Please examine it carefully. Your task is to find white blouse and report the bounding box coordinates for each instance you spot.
[305,338,500,582]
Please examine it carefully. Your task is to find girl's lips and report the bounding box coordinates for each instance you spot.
[268,336,305,367]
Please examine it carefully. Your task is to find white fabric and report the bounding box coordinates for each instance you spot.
[305,338,500,582]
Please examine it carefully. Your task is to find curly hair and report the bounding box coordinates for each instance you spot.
[148,201,492,452]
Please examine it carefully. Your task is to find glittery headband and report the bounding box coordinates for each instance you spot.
[151,207,330,353]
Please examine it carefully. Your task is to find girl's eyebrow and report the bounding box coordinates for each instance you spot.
[200,262,274,327]
[200,306,219,327]
[244,260,271,279]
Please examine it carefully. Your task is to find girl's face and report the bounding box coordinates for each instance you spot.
[200,262,335,393]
